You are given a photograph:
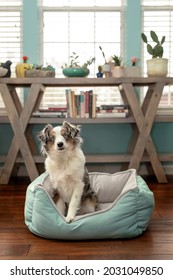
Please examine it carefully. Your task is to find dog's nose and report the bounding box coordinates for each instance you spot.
[57,142,64,148]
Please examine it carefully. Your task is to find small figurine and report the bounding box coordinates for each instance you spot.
[0,60,12,77]
[96,65,103,78]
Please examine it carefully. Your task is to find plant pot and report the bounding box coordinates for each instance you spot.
[147,58,168,77]
[62,67,89,77]
[111,66,125,77]
[16,63,33,77]
[125,66,140,77]
[102,63,112,77]
[25,69,55,77]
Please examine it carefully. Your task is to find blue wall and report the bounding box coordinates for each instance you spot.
[0,0,172,169]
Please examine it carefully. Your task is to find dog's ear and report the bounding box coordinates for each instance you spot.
[37,124,53,144]
[62,121,80,139]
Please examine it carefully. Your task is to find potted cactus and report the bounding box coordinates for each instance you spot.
[141,30,168,76]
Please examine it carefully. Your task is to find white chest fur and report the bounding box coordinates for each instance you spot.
[45,148,85,203]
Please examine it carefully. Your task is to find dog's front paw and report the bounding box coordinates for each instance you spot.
[65,215,75,223]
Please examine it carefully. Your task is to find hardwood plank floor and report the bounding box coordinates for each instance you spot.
[0,178,173,260]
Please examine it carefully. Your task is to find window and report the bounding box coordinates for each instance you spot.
[40,0,125,108]
[142,0,173,108]
[0,0,22,111]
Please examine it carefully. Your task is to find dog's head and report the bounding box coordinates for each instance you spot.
[37,121,82,156]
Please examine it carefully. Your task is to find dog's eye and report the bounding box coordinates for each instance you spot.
[50,136,55,142]
[61,129,69,140]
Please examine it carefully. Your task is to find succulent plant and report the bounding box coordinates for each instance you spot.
[111,55,122,66]
[141,30,165,58]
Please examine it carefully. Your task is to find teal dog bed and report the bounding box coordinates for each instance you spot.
[24,169,154,240]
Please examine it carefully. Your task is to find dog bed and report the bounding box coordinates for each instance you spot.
[24,169,154,240]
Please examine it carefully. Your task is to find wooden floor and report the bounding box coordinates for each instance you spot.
[0,177,173,260]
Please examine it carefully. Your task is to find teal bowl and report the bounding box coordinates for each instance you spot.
[62,67,90,77]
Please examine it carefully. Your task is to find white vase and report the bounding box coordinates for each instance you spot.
[102,63,111,77]
[147,58,168,77]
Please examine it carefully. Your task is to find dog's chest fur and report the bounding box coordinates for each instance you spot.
[45,149,85,203]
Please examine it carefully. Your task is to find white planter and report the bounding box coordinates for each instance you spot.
[111,66,125,77]
[147,58,168,77]
[102,63,111,77]
[125,66,140,77]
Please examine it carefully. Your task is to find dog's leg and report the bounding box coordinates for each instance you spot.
[65,181,83,223]
[79,197,97,215]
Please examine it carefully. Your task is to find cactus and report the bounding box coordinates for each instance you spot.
[141,30,165,58]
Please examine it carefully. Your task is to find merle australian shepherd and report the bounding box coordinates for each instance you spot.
[38,121,97,223]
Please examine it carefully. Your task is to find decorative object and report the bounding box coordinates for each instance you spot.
[141,30,168,77]
[96,65,103,78]
[63,67,89,77]
[25,65,55,77]
[62,52,95,77]
[25,169,154,240]
[111,55,125,77]
[0,67,8,77]
[0,60,12,77]
[23,55,28,63]
[125,57,140,77]
[16,55,32,77]
[99,46,112,77]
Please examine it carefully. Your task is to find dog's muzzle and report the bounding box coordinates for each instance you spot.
[57,142,65,150]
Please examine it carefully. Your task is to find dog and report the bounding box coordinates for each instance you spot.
[37,121,97,223]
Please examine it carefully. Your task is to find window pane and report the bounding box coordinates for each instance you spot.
[44,12,68,42]
[42,5,123,108]
[95,12,120,43]
[69,13,94,42]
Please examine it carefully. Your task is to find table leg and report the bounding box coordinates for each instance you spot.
[0,84,44,184]
[122,82,167,183]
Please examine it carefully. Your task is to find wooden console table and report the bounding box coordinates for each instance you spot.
[0,77,173,184]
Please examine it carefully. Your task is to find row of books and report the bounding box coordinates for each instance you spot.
[33,89,129,118]
[65,89,129,118]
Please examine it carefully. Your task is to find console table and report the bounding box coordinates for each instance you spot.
[0,77,173,184]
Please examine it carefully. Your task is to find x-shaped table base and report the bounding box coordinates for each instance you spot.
[0,83,44,184]
[121,82,167,183]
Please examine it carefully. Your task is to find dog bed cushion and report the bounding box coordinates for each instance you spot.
[24,169,154,240]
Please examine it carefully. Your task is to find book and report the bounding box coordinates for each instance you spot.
[96,112,127,118]
[33,111,67,118]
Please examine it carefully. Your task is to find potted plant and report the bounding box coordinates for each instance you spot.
[62,52,95,77]
[99,46,112,77]
[111,55,125,77]
[15,56,33,77]
[125,57,141,77]
[141,30,168,77]
[25,64,55,77]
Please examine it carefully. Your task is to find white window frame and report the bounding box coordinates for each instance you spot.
[39,1,126,109]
